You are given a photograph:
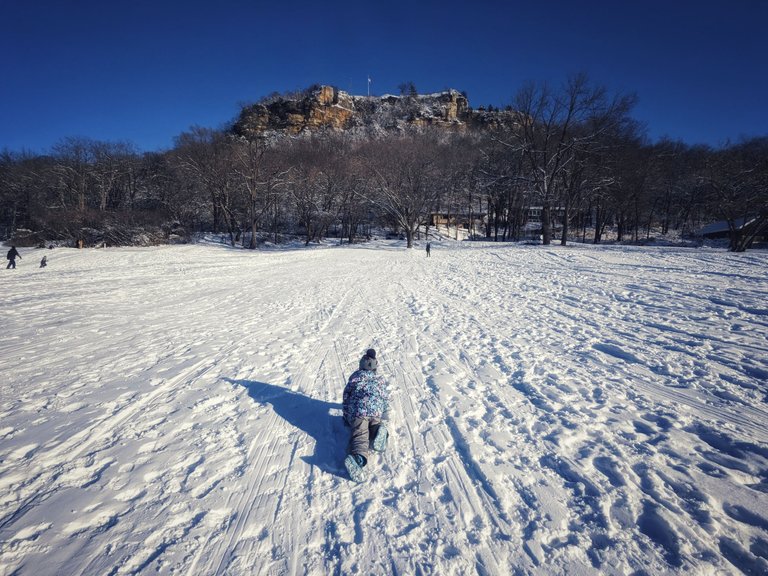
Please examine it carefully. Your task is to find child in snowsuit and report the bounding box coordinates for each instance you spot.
[342,348,389,479]
[6,246,21,269]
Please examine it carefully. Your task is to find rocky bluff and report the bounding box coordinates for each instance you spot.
[233,85,513,138]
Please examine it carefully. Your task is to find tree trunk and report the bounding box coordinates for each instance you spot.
[560,205,570,246]
[542,203,552,245]
[212,202,220,233]
[249,215,258,249]
[593,203,604,244]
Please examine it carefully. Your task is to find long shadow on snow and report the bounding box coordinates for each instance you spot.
[225,378,346,478]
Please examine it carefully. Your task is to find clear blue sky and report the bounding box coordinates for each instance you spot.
[2,0,766,152]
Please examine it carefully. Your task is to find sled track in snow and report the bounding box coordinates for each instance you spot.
[184,269,364,575]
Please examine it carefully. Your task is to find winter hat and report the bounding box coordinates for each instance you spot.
[360,348,378,371]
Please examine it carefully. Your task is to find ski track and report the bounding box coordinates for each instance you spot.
[1,242,767,575]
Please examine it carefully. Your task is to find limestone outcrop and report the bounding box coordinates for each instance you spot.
[232,84,511,139]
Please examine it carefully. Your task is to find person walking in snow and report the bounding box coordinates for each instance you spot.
[425,242,431,257]
[342,348,389,482]
[6,246,21,269]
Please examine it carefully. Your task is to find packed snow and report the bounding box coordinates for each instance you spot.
[1,240,767,575]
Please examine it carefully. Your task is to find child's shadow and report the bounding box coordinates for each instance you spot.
[225,378,346,477]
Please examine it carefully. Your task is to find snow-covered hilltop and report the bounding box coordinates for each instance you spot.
[1,241,767,574]
[233,84,518,138]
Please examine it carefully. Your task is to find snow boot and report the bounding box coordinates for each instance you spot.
[344,454,367,483]
[372,425,388,453]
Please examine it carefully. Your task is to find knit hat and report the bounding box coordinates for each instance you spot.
[360,348,378,371]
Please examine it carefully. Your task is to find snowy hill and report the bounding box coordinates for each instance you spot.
[1,241,767,575]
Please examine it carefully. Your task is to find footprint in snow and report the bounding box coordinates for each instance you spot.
[592,342,642,364]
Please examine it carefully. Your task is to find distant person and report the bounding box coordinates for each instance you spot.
[6,246,21,269]
[40,255,47,268]
[426,242,431,257]
[342,348,390,482]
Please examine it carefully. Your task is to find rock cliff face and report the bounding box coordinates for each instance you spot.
[233,85,512,139]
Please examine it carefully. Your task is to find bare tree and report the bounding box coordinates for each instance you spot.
[174,127,241,245]
[398,81,418,97]
[502,74,636,245]
[363,132,442,248]
[91,141,137,212]
[478,130,529,241]
[286,135,352,245]
[52,137,97,212]
[433,134,483,240]
[0,151,56,238]
[702,137,768,251]
[231,137,290,248]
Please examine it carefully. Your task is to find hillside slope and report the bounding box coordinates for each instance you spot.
[1,241,767,575]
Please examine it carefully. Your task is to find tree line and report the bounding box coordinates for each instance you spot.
[2,75,766,251]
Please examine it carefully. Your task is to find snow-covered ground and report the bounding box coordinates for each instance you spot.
[1,240,767,575]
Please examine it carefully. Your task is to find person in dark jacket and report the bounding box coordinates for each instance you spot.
[342,348,389,482]
[6,246,21,269]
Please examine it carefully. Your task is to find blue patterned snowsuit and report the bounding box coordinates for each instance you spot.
[343,369,388,422]
[343,369,389,456]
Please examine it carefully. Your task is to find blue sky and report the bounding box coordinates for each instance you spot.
[2,0,766,152]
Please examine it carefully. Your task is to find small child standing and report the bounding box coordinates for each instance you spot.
[342,348,389,482]
[6,246,21,269]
